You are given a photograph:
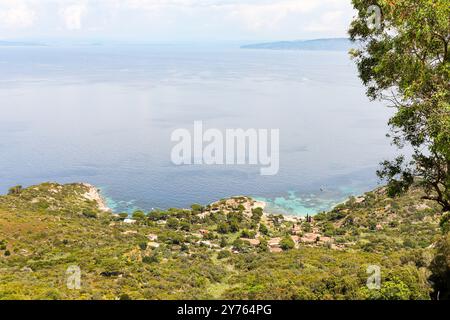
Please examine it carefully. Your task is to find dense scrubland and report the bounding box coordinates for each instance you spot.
[0,182,448,300]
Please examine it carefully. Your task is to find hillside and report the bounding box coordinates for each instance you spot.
[0,182,444,300]
[241,38,353,51]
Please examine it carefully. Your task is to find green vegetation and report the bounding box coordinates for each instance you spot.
[350,0,450,213]
[0,182,446,300]
[279,236,295,251]
[350,0,449,299]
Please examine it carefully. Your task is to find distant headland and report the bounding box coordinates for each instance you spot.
[241,38,353,51]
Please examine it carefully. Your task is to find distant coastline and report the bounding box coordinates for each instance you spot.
[241,38,353,51]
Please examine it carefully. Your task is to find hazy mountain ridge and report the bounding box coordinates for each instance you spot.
[241,38,353,51]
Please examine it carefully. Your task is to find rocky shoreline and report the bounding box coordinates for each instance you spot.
[80,183,111,213]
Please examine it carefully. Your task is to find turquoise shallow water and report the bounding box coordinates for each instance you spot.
[255,186,360,216]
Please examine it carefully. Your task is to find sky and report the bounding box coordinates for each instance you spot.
[0,0,356,42]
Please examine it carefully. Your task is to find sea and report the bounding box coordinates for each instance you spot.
[0,42,395,215]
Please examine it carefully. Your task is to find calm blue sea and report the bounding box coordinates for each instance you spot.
[0,43,395,215]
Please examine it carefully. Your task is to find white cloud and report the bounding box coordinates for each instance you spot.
[225,0,320,31]
[306,10,350,33]
[60,2,87,30]
[0,0,355,40]
[0,0,36,29]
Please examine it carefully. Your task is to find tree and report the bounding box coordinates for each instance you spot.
[349,0,450,213]
[8,185,22,195]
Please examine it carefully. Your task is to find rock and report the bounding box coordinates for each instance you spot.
[121,230,138,235]
[148,242,160,248]
[355,197,365,204]
[81,184,111,212]
[147,234,158,241]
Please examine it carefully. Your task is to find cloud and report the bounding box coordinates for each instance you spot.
[306,10,351,33]
[0,0,355,40]
[0,0,36,29]
[60,2,87,30]
[225,0,320,31]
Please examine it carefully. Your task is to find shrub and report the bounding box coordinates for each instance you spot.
[303,222,312,233]
[257,238,269,252]
[220,237,228,248]
[217,250,232,259]
[229,220,240,233]
[191,204,204,212]
[138,242,148,250]
[217,222,230,234]
[82,210,97,219]
[259,223,269,236]
[132,210,146,220]
[118,213,128,220]
[240,229,256,239]
[232,239,245,252]
[439,213,450,234]
[251,207,263,222]
[167,218,179,230]
[142,254,159,264]
[280,236,295,251]
[429,233,450,300]
[180,221,191,231]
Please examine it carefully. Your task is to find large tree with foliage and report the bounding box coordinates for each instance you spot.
[349,0,450,213]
